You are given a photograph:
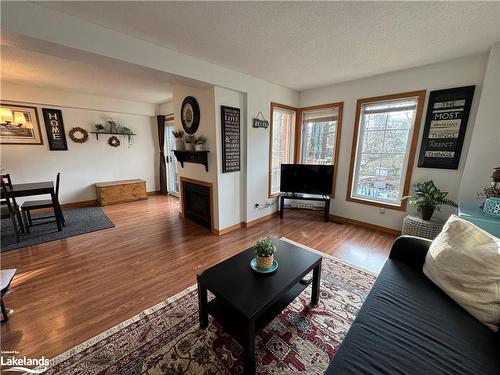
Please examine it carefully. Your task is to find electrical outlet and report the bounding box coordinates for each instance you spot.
[379,208,385,214]
[255,203,259,208]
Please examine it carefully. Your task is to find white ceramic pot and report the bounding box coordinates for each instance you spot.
[195,144,203,151]
[175,139,185,151]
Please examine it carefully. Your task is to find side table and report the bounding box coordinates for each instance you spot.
[401,214,444,240]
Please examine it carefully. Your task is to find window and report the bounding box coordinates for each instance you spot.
[269,103,297,196]
[298,103,343,196]
[347,91,425,210]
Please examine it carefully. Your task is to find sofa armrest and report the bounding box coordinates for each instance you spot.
[389,235,432,270]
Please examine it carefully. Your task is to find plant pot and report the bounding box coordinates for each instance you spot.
[175,139,185,151]
[194,144,203,151]
[483,197,500,218]
[420,206,435,221]
[186,143,195,151]
[492,167,500,183]
[256,255,273,269]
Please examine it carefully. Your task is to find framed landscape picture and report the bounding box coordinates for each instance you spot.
[0,103,43,145]
[418,86,475,169]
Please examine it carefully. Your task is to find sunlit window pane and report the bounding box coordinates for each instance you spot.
[300,107,338,165]
[270,107,295,194]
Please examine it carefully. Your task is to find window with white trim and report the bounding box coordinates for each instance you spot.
[349,93,424,208]
[269,104,296,196]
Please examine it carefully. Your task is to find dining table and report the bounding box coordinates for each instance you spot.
[6,181,64,232]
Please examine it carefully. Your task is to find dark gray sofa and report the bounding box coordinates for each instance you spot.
[326,236,500,375]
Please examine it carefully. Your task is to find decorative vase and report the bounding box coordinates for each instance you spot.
[194,144,203,152]
[175,139,185,151]
[256,255,273,269]
[420,206,435,221]
[483,197,500,218]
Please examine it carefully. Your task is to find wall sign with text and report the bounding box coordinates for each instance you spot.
[42,108,68,151]
[221,105,240,173]
[418,86,475,169]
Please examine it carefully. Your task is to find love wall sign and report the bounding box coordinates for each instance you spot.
[42,108,68,151]
[418,86,475,169]
[221,106,240,173]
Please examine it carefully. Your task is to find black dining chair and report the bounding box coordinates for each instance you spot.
[21,173,65,232]
[1,179,22,243]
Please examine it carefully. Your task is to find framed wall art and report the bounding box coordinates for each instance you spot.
[42,108,68,151]
[418,86,475,169]
[221,105,240,173]
[0,103,43,145]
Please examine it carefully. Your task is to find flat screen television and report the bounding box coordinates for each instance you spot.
[280,164,333,195]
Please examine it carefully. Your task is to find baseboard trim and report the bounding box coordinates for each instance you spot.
[214,222,244,235]
[61,199,98,209]
[147,190,163,196]
[243,212,279,228]
[329,214,401,236]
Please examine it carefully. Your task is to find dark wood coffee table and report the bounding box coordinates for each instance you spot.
[197,237,322,374]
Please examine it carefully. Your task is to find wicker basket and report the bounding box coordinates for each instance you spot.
[256,256,274,269]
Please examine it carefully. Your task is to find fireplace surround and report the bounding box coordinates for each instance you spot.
[180,177,213,231]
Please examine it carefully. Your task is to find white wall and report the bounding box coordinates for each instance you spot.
[1,83,159,204]
[460,43,500,202]
[214,86,247,229]
[158,100,173,116]
[300,54,488,229]
[172,84,221,228]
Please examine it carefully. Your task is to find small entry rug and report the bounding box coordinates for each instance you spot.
[42,239,376,374]
[1,207,114,252]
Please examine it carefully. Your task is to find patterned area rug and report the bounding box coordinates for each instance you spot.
[42,239,376,374]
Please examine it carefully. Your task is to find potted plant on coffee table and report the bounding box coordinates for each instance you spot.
[402,180,457,220]
[254,237,276,271]
[172,129,185,150]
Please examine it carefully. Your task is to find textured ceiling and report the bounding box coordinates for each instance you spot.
[1,45,176,104]
[37,1,500,90]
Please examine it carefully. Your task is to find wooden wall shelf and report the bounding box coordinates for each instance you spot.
[173,150,209,172]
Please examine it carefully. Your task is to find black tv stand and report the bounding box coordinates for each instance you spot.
[279,193,331,222]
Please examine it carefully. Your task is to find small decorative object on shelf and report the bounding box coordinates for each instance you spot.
[184,134,196,151]
[483,197,500,218]
[477,166,500,211]
[402,180,457,220]
[172,129,185,150]
[91,119,136,146]
[69,127,89,143]
[194,136,206,151]
[252,237,277,272]
[108,136,120,147]
[95,123,105,132]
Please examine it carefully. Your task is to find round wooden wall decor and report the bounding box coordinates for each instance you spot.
[108,136,120,147]
[69,127,89,143]
[181,96,200,135]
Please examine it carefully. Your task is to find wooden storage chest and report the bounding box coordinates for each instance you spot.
[95,179,147,206]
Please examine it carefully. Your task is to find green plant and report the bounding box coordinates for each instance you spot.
[402,180,457,212]
[254,237,276,257]
[195,136,206,145]
[172,129,184,138]
[184,134,196,144]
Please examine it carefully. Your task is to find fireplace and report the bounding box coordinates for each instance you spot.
[181,178,212,231]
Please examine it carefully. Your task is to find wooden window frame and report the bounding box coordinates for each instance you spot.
[268,102,298,197]
[346,90,426,211]
[295,102,343,198]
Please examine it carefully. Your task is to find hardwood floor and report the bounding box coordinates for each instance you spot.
[0,195,395,362]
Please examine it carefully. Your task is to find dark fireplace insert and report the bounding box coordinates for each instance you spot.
[182,181,211,230]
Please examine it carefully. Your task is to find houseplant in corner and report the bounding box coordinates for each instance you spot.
[252,237,277,272]
[172,129,185,150]
[402,180,457,220]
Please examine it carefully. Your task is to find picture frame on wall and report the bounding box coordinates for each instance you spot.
[0,103,43,145]
[418,85,475,169]
[42,108,68,151]
[221,105,240,173]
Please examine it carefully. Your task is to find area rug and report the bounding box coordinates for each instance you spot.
[1,207,114,252]
[41,238,376,374]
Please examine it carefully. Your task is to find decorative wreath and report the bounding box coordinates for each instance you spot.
[108,136,120,147]
[69,127,89,143]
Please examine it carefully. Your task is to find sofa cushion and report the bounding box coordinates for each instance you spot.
[423,214,500,332]
[326,259,500,375]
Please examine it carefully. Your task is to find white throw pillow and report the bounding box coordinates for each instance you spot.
[423,214,500,332]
